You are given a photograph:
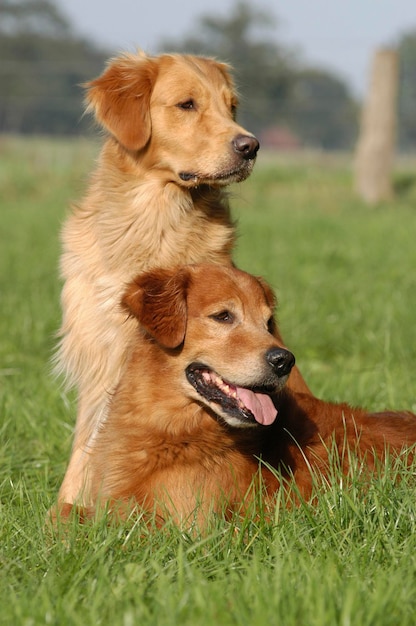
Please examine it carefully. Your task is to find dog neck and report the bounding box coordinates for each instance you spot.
[77,138,236,273]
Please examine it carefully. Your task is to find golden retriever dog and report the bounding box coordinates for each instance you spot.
[55,51,309,511]
[86,264,416,527]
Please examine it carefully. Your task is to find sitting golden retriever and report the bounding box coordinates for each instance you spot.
[85,264,416,527]
[54,51,310,511]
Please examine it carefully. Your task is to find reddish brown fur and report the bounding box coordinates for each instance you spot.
[54,51,309,511]
[87,265,416,527]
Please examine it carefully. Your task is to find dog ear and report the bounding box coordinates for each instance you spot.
[85,53,159,151]
[122,268,191,348]
[211,60,236,91]
[256,276,285,341]
[256,276,277,310]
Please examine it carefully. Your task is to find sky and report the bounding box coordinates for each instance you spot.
[55,0,416,97]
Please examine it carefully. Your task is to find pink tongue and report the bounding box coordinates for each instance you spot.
[236,387,277,425]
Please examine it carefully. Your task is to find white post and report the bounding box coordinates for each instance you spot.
[354,48,398,205]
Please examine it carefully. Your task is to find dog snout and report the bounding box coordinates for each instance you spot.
[265,348,295,378]
[232,134,260,160]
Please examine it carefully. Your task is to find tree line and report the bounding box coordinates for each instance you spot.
[1,0,415,151]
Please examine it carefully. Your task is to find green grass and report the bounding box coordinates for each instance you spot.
[1,137,416,625]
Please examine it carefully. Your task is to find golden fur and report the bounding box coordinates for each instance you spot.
[55,51,310,509]
[84,264,416,527]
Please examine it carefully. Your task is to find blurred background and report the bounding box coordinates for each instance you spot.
[1,0,415,153]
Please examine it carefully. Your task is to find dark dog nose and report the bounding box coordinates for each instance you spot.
[232,134,260,160]
[266,348,295,378]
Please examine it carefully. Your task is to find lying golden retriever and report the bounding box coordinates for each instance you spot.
[54,51,309,510]
[86,264,416,527]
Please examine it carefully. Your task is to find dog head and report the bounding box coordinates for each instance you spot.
[123,264,295,428]
[85,52,259,187]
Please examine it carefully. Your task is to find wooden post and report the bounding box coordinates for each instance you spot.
[354,48,398,204]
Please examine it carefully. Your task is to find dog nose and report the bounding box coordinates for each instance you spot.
[233,134,260,160]
[265,348,295,378]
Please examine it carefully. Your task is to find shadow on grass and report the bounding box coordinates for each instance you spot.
[394,172,416,197]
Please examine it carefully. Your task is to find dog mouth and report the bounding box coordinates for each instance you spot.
[179,160,255,187]
[185,363,278,427]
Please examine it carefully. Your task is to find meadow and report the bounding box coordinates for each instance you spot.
[1,136,416,625]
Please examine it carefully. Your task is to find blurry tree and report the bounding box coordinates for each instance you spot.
[0,0,70,36]
[0,0,368,150]
[397,29,416,151]
[160,1,358,149]
[0,0,108,134]
[288,69,358,150]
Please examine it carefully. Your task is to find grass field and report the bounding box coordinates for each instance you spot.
[1,136,416,625]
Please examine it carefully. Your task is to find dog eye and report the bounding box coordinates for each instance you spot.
[177,99,196,111]
[210,310,234,324]
[267,316,275,334]
[231,104,237,120]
